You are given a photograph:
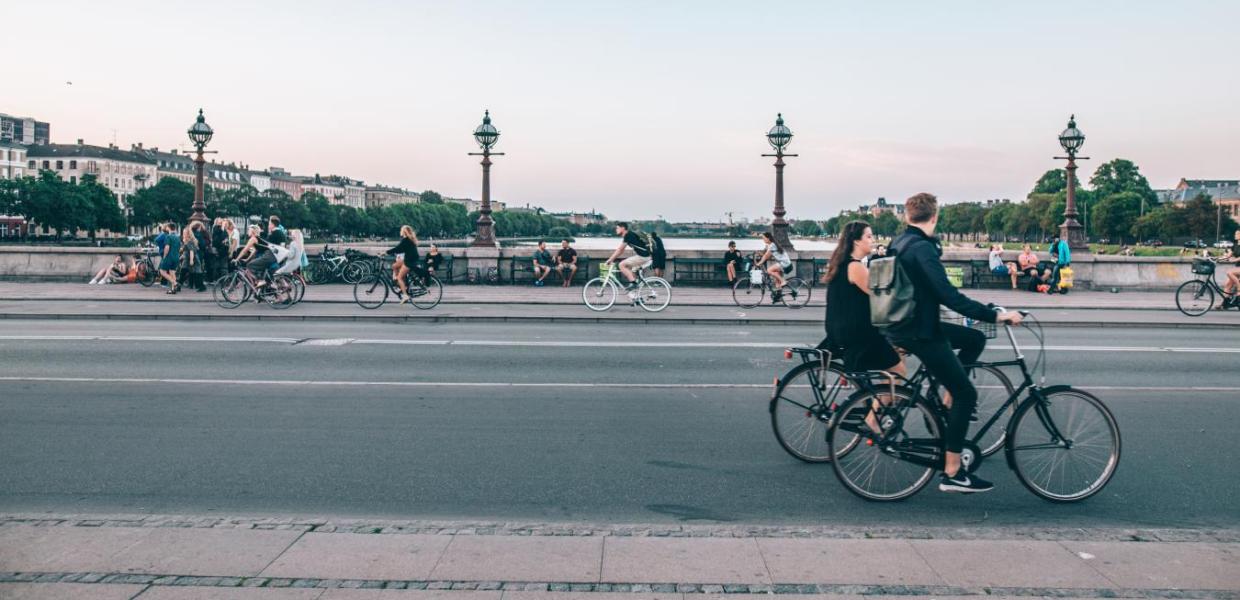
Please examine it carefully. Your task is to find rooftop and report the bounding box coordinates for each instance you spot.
[26,143,155,164]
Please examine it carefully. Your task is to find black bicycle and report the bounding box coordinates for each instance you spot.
[733,254,811,309]
[1175,258,1235,316]
[212,263,298,309]
[770,338,1014,463]
[822,309,1120,503]
[133,247,159,287]
[352,255,443,310]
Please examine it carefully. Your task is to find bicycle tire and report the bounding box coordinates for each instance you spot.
[212,272,247,309]
[965,364,1016,457]
[352,273,389,309]
[582,278,616,311]
[137,261,157,287]
[1175,280,1214,317]
[636,277,672,312]
[829,387,943,502]
[304,261,329,285]
[342,261,369,285]
[770,360,855,462]
[779,278,812,309]
[1007,387,1120,503]
[268,274,297,310]
[732,278,764,309]
[409,275,443,310]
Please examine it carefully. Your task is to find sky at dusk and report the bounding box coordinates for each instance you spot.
[4,0,1237,221]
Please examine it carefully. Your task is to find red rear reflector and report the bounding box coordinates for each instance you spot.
[784,349,792,359]
[866,439,874,446]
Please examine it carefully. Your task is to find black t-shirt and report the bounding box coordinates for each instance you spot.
[426,253,443,269]
[623,231,651,256]
[724,249,742,266]
[259,227,287,251]
[558,247,577,264]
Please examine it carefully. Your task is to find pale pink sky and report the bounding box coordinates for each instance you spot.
[4,1,1236,220]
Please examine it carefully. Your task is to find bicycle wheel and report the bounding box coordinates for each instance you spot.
[137,261,156,287]
[1008,387,1120,502]
[1175,280,1214,317]
[636,277,672,312]
[779,278,812,309]
[829,387,942,502]
[732,278,764,309]
[287,274,306,305]
[409,275,443,310]
[213,272,247,309]
[342,261,369,284]
[770,360,855,462]
[304,261,328,285]
[582,277,616,311]
[352,273,389,309]
[965,364,1016,457]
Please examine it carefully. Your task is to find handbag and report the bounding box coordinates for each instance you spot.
[269,243,291,263]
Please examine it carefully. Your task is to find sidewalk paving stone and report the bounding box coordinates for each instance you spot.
[261,533,452,581]
[135,588,325,599]
[909,540,1113,589]
[429,535,603,583]
[502,591,680,600]
[112,527,303,577]
[0,582,147,599]
[0,525,151,572]
[1061,541,1240,590]
[600,537,771,585]
[319,590,502,599]
[756,538,943,586]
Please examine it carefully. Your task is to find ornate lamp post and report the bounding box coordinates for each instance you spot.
[1055,114,1089,250]
[186,109,215,226]
[763,113,797,250]
[469,110,503,247]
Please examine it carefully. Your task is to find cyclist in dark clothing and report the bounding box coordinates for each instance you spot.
[886,193,1022,494]
[248,215,287,280]
[385,225,422,302]
[823,220,903,376]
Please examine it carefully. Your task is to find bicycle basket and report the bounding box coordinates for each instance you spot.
[940,308,997,339]
[599,262,614,279]
[1192,259,1215,275]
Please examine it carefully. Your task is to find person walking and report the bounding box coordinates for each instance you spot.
[883,193,1022,493]
[159,223,181,294]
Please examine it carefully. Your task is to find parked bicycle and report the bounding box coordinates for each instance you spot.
[732,254,810,309]
[1175,258,1234,316]
[133,246,159,288]
[821,308,1120,503]
[352,255,443,310]
[582,262,671,312]
[305,245,370,285]
[212,263,299,309]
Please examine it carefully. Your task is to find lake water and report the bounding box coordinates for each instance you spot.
[515,237,836,251]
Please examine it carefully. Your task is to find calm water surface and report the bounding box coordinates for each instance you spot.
[515,237,836,251]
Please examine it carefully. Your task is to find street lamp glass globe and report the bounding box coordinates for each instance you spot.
[187,109,213,149]
[473,110,499,149]
[1058,114,1084,154]
[766,113,792,150]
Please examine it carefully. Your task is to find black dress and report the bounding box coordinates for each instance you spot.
[825,257,899,372]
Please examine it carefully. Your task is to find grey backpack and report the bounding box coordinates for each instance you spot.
[868,253,917,330]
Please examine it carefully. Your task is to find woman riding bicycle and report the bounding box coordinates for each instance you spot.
[756,232,791,303]
[385,225,421,303]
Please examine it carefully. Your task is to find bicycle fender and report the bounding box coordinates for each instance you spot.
[1002,384,1076,471]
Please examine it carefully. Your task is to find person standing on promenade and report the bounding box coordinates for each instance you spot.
[159,223,181,294]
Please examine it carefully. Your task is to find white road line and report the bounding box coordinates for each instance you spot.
[0,376,1236,392]
[0,335,1237,353]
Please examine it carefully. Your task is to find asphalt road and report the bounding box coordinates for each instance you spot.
[1,319,1237,529]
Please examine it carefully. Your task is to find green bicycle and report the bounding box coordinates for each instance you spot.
[583,262,671,312]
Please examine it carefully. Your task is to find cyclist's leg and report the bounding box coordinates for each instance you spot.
[944,322,986,365]
[619,256,646,286]
[899,337,976,477]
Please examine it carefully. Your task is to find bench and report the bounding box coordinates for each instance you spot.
[969,259,1053,289]
[673,258,728,285]
[418,254,454,283]
[511,255,589,284]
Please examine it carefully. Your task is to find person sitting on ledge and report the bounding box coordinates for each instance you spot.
[425,244,444,277]
[89,255,133,285]
[723,241,743,286]
[555,239,579,287]
[531,240,554,287]
[988,244,1019,289]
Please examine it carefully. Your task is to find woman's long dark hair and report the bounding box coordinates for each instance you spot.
[825,221,872,283]
[761,231,781,254]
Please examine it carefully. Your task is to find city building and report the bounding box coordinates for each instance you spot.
[444,197,504,212]
[365,185,420,208]
[0,140,28,179]
[244,169,271,193]
[549,211,606,227]
[204,161,245,192]
[1164,178,1240,224]
[323,175,365,209]
[268,167,303,200]
[302,174,346,205]
[0,112,50,146]
[26,140,157,208]
[857,197,905,218]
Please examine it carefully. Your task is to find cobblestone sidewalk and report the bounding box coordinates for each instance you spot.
[2,514,1237,599]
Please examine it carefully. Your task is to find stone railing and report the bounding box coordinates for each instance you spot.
[0,244,1210,290]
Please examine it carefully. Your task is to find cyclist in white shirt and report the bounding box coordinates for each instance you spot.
[755,232,791,302]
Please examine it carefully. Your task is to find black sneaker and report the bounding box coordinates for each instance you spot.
[938,470,994,494]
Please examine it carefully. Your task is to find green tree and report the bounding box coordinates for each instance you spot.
[304,193,337,235]
[792,219,823,237]
[548,226,572,241]
[1179,193,1237,240]
[420,190,444,204]
[1089,159,1157,213]
[1032,169,1068,195]
[1091,191,1143,244]
[872,212,901,238]
[128,177,193,228]
[77,174,125,238]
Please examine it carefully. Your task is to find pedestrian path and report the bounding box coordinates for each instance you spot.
[2,514,1237,599]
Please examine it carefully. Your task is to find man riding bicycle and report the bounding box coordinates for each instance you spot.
[885,193,1022,494]
[604,222,653,299]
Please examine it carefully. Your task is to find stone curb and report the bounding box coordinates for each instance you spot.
[2,571,1238,598]
[3,514,1237,543]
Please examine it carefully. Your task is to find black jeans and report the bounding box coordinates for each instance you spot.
[248,251,277,278]
[893,322,985,454]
